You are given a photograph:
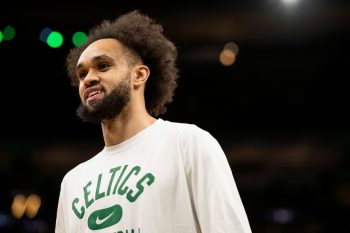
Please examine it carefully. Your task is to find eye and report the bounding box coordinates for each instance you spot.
[97,63,110,71]
[77,70,88,80]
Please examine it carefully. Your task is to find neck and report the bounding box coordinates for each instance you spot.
[101,105,156,147]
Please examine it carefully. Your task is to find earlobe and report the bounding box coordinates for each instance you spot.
[133,65,150,86]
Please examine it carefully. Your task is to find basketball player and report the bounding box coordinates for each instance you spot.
[55,10,252,233]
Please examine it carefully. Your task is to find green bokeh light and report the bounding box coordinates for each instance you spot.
[47,31,63,48]
[3,25,15,41]
[72,31,87,47]
[0,31,3,43]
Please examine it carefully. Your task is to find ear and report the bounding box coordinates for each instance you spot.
[132,65,150,87]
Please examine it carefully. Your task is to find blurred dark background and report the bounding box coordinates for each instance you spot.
[0,0,350,232]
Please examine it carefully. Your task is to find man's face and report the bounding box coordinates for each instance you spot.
[74,38,132,123]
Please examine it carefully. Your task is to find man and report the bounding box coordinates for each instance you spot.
[55,10,252,233]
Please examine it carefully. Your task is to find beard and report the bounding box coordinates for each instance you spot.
[76,79,131,124]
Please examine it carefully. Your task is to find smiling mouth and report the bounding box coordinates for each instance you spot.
[88,90,101,98]
[86,90,104,103]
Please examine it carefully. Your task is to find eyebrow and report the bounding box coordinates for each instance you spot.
[76,54,115,71]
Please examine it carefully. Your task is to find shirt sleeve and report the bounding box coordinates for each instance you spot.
[55,179,67,233]
[181,126,252,233]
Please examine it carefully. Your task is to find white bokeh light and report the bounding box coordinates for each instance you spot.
[281,0,299,6]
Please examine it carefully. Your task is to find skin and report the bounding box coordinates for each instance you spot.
[76,38,156,146]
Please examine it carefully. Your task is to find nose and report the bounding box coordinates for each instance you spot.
[82,71,100,87]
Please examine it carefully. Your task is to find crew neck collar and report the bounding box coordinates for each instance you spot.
[102,118,164,153]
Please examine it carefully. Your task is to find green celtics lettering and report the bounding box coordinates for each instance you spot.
[72,165,155,219]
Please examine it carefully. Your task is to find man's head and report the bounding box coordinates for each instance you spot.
[75,39,134,123]
[66,10,178,122]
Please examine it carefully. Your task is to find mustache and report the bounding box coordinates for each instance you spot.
[77,81,131,123]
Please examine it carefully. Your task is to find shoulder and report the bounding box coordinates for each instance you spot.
[162,120,228,172]
[161,119,219,148]
[161,119,210,138]
[60,150,103,186]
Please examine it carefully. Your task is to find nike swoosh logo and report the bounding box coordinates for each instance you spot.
[96,211,115,225]
[88,204,123,230]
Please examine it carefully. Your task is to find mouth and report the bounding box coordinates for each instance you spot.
[84,87,105,104]
[87,90,104,103]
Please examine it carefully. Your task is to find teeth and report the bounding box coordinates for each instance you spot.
[88,90,101,98]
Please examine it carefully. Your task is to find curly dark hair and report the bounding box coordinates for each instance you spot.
[66,10,178,116]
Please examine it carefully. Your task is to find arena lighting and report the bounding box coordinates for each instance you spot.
[39,27,52,43]
[25,194,42,219]
[219,49,236,66]
[39,27,64,48]
[11,194,42,219]
[72,31,88,47]
[219,42,239,66]
[281,0,299,6]
[46,31,64,48]
[224,42,239,56]
[0,212,14,228]
[264,207,295,224]
[11,194,26,219]
[272,208,294,224]
[3,25,15,41]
